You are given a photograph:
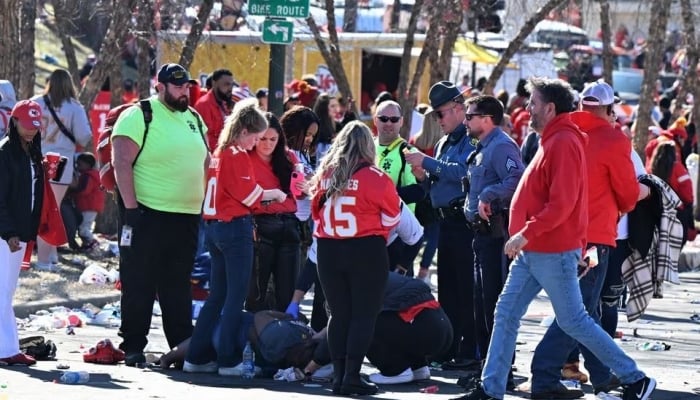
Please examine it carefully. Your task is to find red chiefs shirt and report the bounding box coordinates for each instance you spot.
[203,145,263,221]
[249,150,298,215]
[311,165,401,241]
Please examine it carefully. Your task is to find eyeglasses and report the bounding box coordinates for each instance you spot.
[377,115,401,123]
[465,113,493,121]
[434,104,459,120]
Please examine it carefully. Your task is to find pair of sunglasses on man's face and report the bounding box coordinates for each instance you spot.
[377,115,401,123]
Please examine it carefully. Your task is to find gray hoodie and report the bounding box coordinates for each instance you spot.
[0,80,17,139]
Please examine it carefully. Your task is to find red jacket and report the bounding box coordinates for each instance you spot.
[74,169,105,213]
[509,113,588,252]
[669,161,694,206]
[570,111,639,246]
[644,132,682,170]
[195,90,230,151]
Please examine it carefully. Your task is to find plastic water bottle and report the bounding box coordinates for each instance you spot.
[241,341,256,379]
[60,371,90,384]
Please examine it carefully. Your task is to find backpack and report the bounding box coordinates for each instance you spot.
[97,100,206,192]
[97,100,153,192]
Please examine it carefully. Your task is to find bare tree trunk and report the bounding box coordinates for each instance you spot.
[0,0,21,91]
[178,0,213,70]
[427,0,444,84]
[136,0,154,99]
[632,0,672,158]
[158,0,175,30]
[483,0,567,95]
[397,0,426,139]
[305,0,357,115]
[390,0,401,32]
[77,0,131,110]
[52,0,81,85]
[343,0,358,32]
[434,0,462,85]
[19,0,37,99]
[599,0,613,84]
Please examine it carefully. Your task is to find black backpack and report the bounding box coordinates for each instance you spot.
[19,336,57,360]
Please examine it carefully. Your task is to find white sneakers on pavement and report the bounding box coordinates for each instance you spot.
[183,360,218,373]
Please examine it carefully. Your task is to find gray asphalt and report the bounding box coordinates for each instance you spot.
[4,272,700,399]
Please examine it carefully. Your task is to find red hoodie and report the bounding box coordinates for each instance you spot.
[509,113,588,252]
[570,111,639,246]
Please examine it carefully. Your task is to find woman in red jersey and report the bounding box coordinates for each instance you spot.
[246,112,301,312]
[310,121,401,395]
[184,99,286,376]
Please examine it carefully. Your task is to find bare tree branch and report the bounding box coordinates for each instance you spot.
[19,0,37,99]
[397,0,426,138]
[599,0,613,84]
[343,0,357,32]
[136,0,154,99]
[51,0,81,85]
[483,0,568,95]
[178,0,214,70]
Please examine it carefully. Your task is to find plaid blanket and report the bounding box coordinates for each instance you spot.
[621,174,682,322]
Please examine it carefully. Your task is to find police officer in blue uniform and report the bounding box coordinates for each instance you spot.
[462,95,523,370]
[405,81,478,369]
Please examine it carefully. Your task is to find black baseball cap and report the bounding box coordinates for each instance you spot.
[157,63,197,85]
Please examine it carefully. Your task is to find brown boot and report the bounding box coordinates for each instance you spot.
[561,361,589,383]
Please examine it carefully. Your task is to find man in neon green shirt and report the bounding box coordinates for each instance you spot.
[374,100,425,276]
[112,63,209,367]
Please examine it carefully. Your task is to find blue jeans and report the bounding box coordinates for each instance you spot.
[481,249,645,399]
[186,216,254,367]
[531,244,615,391]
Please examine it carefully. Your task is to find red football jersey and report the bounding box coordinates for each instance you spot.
[203,145,263,221]
[311,165,401,241]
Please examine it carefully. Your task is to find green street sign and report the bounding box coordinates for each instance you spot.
[262,20,294,45]
[248,0,310,18]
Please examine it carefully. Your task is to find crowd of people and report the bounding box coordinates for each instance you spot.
[2,57,697,400]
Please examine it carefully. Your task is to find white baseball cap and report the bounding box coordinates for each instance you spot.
[580,80,616,106]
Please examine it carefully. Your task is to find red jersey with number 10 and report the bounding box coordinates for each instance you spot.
[203,145,263,221]
[311,165,401,241]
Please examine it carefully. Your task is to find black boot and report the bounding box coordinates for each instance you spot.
[340,358,378,396]
[332,359,345,394]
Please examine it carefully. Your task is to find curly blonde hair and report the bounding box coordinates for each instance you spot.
[310,121,375,202]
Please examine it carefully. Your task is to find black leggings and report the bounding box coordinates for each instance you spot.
[317,236,388,361]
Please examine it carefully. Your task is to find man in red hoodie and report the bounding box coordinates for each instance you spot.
[457,78,655,400]
[530,80,649,398]
[194,69,235,150]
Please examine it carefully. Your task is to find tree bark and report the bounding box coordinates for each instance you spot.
[632,0,672,158]
[396,0,426,139]
[0,0,21,91]
[77,0,131,110]
[433,0,462,84]
[178,0,214,70]
[19,0,37,99]
[343,0,358,33]
[51,0,81,86]
[426,0,443,84]
[136,0,154,99]
[483,0,568,95]
[305,0,358,116]
[599,0,613,84]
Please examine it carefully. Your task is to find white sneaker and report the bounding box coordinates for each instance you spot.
[412,366,430,381]
[369,368,413,384]
[218,362,261,376]
[183,360,218,373]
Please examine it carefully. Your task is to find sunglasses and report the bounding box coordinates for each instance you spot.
[465,113,492,121]
[434,104,459,120]
[377,115,401,123]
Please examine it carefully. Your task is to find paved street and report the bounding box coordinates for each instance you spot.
[3,272,700,400]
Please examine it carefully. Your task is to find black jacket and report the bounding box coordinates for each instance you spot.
[0,134,44,242]
[381,272,435,312]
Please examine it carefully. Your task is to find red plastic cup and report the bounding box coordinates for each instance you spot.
[420,385,439,394]
[44,152,61,180]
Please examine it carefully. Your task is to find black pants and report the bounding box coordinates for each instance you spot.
[387,238,423,277]
[437,216,476,361]
[246,213,301,312]
[473,232,508,360]
[367,307,453,376]
[117,204,199,353]
[317,236,388,361]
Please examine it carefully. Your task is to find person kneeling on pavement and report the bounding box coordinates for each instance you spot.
[160,310,331,378]
[367,271,453,385]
